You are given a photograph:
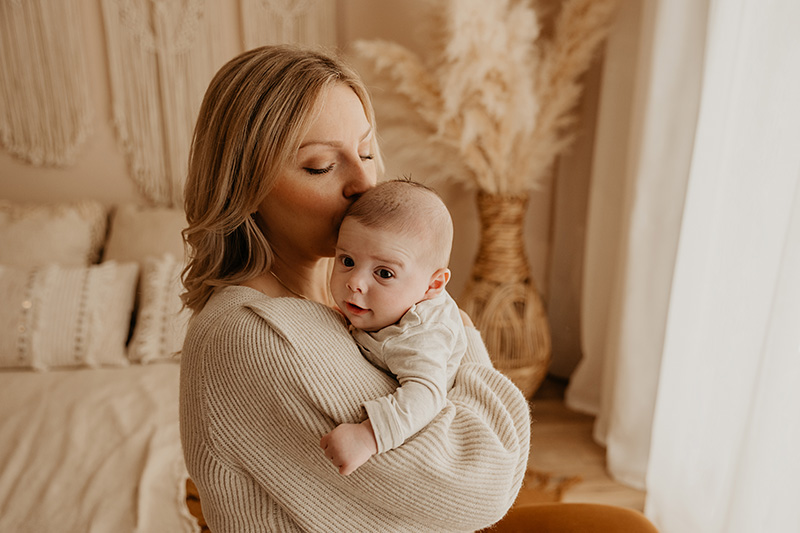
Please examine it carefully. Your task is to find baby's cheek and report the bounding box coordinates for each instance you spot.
[380,296,413,325]
[329,275,345,301]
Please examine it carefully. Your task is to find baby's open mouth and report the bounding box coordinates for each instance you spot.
[345,302,369,315]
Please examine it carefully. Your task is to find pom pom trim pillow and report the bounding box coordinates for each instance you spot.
[128,254,190,364]
[0,261,139,371]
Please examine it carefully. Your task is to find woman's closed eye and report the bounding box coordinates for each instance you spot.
[304,163,335,175]
[304,154,370,174]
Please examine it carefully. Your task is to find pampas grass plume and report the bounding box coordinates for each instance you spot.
[353,0,619,194]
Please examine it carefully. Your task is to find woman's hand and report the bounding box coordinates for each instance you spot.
[320,419,378,475]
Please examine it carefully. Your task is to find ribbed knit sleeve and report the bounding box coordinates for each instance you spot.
[180,286,530,533]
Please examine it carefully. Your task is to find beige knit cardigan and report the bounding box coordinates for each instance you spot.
[180,286,530,532]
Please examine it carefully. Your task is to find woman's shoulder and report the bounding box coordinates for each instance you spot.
[195,285,350,346]
[186,285,375,395]
[188,285,263,335]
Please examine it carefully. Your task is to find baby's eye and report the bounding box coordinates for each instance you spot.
[341,255,355,268]
[376,269,394,279]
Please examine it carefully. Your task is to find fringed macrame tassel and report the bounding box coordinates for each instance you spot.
[0,0,92,166]
[101,0,216,207]
[241,0,337,49]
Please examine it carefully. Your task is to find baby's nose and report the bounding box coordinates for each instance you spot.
[346,273,365,293]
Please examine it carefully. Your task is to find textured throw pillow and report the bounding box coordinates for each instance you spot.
[128,254,190,364]
[0,261,139,370]
[103,203,186,264]
[0,200,108,267]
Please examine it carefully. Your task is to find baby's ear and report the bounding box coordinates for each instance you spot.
[423,268,451,301]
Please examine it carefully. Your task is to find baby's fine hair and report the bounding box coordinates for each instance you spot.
[343,179,454,270]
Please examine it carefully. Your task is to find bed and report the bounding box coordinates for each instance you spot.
[0,200,200,532]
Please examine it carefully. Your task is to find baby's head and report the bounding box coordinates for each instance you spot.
[330,179,454,331]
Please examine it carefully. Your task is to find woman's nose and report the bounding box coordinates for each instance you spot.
[343,160,376,199]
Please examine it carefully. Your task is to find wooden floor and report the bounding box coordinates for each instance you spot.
[527,376,646,512]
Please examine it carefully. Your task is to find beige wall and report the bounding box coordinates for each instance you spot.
[0,2,600,378]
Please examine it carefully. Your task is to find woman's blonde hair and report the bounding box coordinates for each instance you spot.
[182,45,381,313]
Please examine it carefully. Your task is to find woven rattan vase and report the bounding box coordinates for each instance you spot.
[458,191,552,398]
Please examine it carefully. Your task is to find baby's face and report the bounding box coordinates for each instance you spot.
[330,218,436,331]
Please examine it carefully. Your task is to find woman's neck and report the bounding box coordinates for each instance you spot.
[267,255,333,306]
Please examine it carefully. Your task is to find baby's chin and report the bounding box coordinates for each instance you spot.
[350,312,405,332]
[348,316,385,332]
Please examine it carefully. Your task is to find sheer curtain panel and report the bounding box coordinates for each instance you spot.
[565,0,707,488]
[566,0,800,530]
[645,0,800,531]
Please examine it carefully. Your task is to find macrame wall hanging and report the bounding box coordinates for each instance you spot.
[241,0,337,49]
[101,0,218,206]
[0,0,93,166]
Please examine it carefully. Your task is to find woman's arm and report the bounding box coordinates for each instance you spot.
[209,297,530,531]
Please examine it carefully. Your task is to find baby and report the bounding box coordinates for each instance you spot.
[320,179,468,475]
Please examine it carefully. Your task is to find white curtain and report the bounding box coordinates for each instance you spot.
[566,0,800,531]
[565,0,707,488]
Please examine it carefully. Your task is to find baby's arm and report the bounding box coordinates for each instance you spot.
[320,298,466,475]
[364,319,464,452]
[319,325,458,475]
[320,419,377,475]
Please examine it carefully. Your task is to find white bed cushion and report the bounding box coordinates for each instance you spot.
[128,254,190,364]
[0,199,107,267]
[0,366,198,532]
[0,261,139,370]
[103,203,186,264]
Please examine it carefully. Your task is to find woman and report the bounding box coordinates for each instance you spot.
[180,45,528,532]
[180,45,657,533]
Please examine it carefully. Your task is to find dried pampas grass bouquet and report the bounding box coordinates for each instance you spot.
[353,0,619,397]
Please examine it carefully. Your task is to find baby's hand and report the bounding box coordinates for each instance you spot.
[320,420,377,476]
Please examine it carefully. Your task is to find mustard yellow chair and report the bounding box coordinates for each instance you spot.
[486,503,658,532]
[187,479,659,532]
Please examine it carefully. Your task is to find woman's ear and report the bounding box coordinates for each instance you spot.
[423,268,451,300]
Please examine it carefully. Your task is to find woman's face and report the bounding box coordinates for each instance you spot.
[258,84,378,262]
